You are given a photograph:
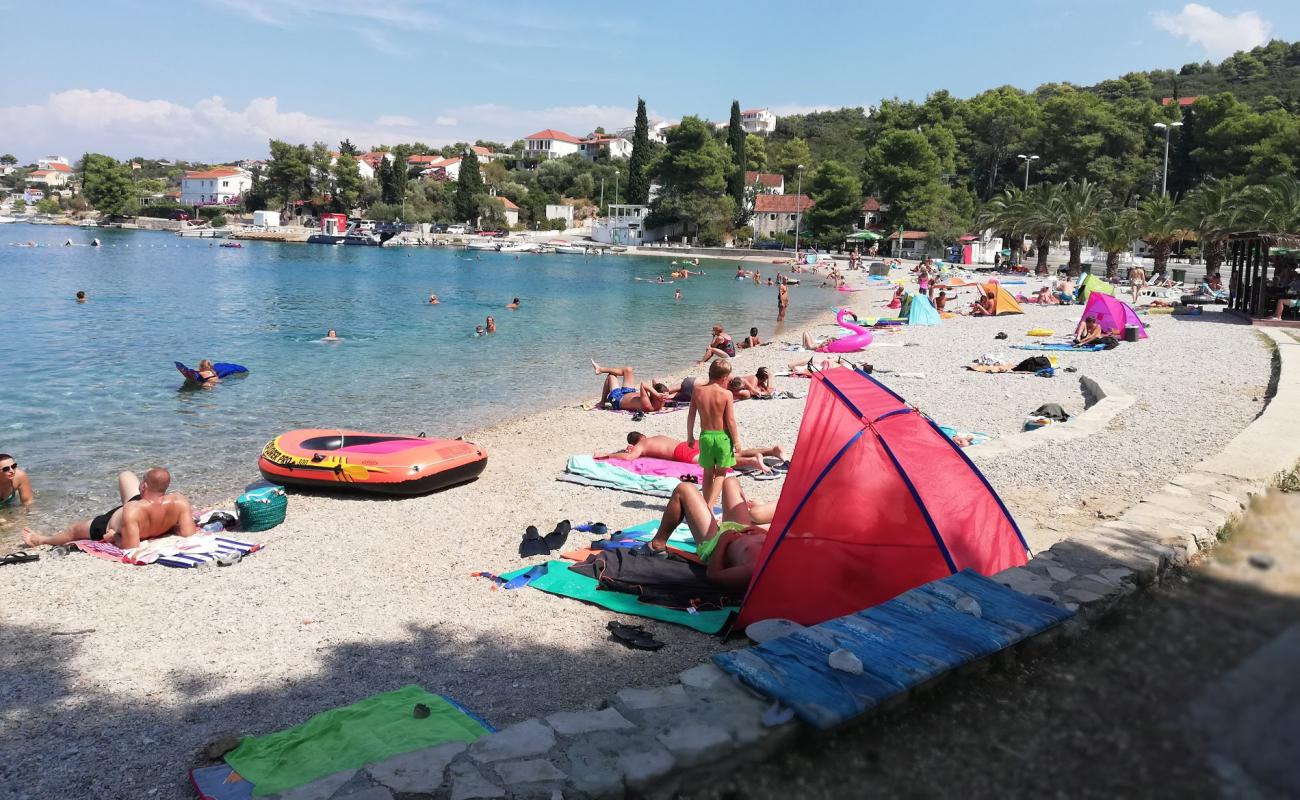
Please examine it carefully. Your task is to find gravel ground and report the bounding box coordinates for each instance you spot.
[0,264,1272,800]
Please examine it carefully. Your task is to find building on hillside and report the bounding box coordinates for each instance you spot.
[753,194,812,239]
[740,108,777,135]
[495,196,519,226]
[180,167,251,206]
[329,153,375,181]
[745,171,784,195]
[469,145,504,163]
[545,204,574,228]
[523,129,582,160]
[1160,97,1199,107]
[26,162,72,187]
[860,197,886,230]
[615,120,673,145]
[592,204,649,245]
[37,156,70,170]
[22,188,45,204]
[578,134,632,160]
[358,152,392,173]
[418,157,462,182]
[0,164,15,177]
[888,229,930,258]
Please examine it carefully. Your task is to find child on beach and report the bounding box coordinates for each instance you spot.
[687,359,739,511]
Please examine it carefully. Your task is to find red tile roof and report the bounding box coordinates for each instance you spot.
[28,170,52,177]
[47,162,72,172]
[184,167,244,179]
[470,146,498,157]
[1161,97,1198,106]
[745,171,783,189]
[887,230,929,240]
[741,108,768,115]
[525,129,581,144]
[755,194,813,213]
[497,197,519,210]
[408,154,441,164]
[861,196,882,212]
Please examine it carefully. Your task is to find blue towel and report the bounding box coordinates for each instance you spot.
[1011,343,1105,352]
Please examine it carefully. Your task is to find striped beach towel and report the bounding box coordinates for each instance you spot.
[132,535,261,569]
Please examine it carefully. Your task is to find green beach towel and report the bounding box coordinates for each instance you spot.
[225,685,489,796]
[501,561,736,634]
[563,455,682,496]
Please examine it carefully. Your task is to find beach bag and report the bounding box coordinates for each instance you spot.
[1099,335,1120,350]
[1013,356,1052,373]
[237,484,287,532]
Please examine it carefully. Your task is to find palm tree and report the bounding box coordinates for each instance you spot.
[1049,179,1106,277]
[1019,183,1064,276]
[1134,194,1186,276]
[976,187,1028,267]
[1181,179,1245,277]
[1243,175,1300,233]
[1093,208,1139,281]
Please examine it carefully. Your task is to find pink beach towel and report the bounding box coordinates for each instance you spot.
[605,456,705,481]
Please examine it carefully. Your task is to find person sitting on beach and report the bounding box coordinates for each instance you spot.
[195,359,220,387]
[970,290,997,316]
[429,293,439,305]
[591,361,668,413]
[740,327,762,349]
[22,468,195,550]
[1,453,34,507]
[1208,273,1224,293]
[727,367,772,399]
[506,297,520,310]
[1075,315,1104,346]
[934,290,950,313]
[641,476,771,588]
[75,291,87,303]
[1054,278,1075,304]
[1266,274,1300,320]
[1029,285,1057,305]
[696,325,736,366]
[888,285,905,309]
[594,432,784,473]
[688,359,740,510]
[486,316,496,334]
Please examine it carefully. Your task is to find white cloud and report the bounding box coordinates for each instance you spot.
[1153,4,1272,60]
[0,89,635,162]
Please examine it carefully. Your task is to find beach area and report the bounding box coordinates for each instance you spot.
[0,257,1275,799]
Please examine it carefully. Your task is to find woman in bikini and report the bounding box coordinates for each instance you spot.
[0,453,34,508]
[696,325,736,366]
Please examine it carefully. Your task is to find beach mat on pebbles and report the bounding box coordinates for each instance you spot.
[217,685,490,797]
[499,560,735,634]
[560,455,681,497]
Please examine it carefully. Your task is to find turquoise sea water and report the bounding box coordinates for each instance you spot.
[1,224,833,536]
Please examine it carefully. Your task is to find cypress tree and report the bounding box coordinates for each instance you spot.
[455,148,484,223]
[377,156,394,204]
[626,98,652,204]
[726,100,746,210]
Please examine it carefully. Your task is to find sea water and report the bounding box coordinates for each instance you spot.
[1,224,833,536]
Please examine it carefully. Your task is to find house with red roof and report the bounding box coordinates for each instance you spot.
[417,157,463,182]
[1160,97,1199,107]
[753,193,812,238]
[523,129,582,160]
[578,134,632,160]
[494,195,519,226]
[26,164,73,188]
[745,171,784,195]
[180,166,251,206]
[741,108,777,135]
[860,196,886,229]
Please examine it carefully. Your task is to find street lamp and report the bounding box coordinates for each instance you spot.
[599,175,605,215]
[1017,154,1039,190]
[614,170,619,207]
[793,164,804,257]
[1154,122,1183,197]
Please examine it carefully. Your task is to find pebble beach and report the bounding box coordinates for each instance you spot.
[0,261,1274,800]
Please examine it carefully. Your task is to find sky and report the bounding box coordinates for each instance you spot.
[1,0,1297,162]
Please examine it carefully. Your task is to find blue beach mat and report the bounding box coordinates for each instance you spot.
[175,361,248,382]
[1012,343,1106,352]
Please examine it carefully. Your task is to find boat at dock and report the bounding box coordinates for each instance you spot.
[465,239,499,252]
[176,223,231,239]
[499,241,538,253]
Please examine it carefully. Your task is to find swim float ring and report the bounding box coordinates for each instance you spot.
[258,429,487,495]
[818,308,874,353]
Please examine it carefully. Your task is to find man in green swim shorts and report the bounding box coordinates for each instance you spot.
[687,359,740,510]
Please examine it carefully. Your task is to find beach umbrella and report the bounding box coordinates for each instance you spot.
[846,230,883,241]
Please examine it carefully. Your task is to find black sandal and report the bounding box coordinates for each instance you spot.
[607,621,664,651]
[0,551,39,566]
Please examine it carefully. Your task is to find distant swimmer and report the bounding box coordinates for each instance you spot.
[675,288,682,302]
[91,238,101,247]
[323,328,342,342]
[486,316,496,334]
[75,291,87,303]
[473,325,486,337]
[506,297,520,310]
[429,293,440,305]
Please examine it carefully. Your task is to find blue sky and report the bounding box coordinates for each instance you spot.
[1,0,1297,161]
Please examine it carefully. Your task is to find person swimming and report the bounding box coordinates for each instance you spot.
[429,293,440,305]
[323,329,342,342]
[486,316,496,334]
[75,291,87,303]
[506,297,520,310]
[474,325,486,337]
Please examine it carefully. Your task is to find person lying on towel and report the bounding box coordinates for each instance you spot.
[23,467,196,550]
[641,476,773,590]
[594,432,784,475]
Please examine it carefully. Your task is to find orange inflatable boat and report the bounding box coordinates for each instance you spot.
[258,429,487,495]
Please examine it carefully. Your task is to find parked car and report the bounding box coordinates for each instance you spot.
[433,223,449,233]
[168,210,191,221]
[446,225,467,235]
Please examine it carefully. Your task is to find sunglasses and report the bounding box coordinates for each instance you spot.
[0,464,16,472]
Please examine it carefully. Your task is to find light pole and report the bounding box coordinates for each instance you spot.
[792,164,804,257]
[1154,122,1183,196]
[613,170,619,207]
[599,175,605,215]
[1017,154,1039,190]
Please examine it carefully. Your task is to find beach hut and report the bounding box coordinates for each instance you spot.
[734,367,1029,629]
[980,282,1024,315]
[1076,274,1114,304]
[1078,292,1147,339]
[906,293,940,325]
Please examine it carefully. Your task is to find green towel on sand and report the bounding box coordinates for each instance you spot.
[565,455,682,495]
[225,685,489,796]
[502,560,736,634]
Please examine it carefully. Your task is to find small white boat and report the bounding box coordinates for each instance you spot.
[176,223,231,239]
[79,220,100,228]
[0,215,17,224]
[552,244,587,255]
[465,239,499,251]
[499,241,538,253]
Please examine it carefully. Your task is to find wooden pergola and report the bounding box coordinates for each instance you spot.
[1227,232,1300,318]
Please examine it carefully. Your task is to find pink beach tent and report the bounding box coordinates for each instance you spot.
[1077,292,1147,339]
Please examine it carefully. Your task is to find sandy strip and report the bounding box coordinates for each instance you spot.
[0,266,1272,799]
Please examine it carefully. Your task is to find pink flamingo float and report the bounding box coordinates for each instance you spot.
[818,308,874,353]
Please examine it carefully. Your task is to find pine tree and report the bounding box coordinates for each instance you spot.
[377,156,395,204]
[626,98,652,204]
[455,148,484,223]
[726,100,746,210]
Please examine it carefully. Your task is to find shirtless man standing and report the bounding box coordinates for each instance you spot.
[688,359,739,510]
[594,431,783,473]
[23,468,195,550]
[644,476,770,589]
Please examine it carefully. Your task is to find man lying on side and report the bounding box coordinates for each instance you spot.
[23,467,195,550]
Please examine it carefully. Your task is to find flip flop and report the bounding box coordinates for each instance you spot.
[679,474,699,484]
[750,471,782,481]
[543,519,571,551]
[607,621,664,651]
[519,525,549,558]
[763,457,791,472]
[0,551,39,566]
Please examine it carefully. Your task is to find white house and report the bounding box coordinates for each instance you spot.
[592,204,649,245]
[545,204,574,227]
[419,157,462,182]
[469,145,504,163]
[37,155,71,170]
[180,167,252,206]
[752,194,812,239]
[26,162,72,188]
[740,108,777,135]
[329,153,375,180]
[745,171,784,195]
[495,196,519,226]
[578,135,632,160]
[524,129,582,160]
[22,187,44,204]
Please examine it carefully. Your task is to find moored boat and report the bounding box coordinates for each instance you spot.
[258,429,488,495]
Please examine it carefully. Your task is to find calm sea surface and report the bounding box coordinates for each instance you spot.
[1,223,833,537]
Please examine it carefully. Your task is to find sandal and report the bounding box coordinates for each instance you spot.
[679,474,699,484]
[0,551,39,566]
[607,621,664,651]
